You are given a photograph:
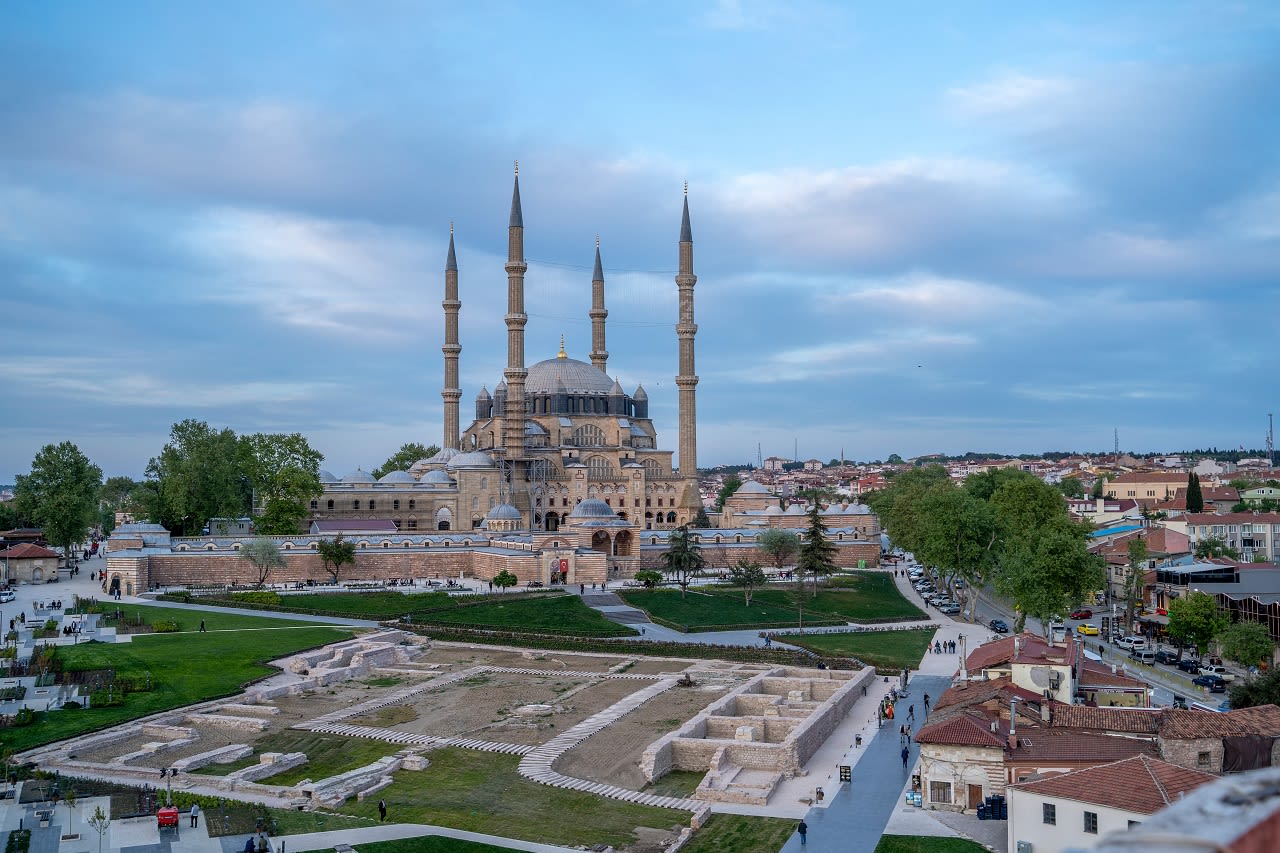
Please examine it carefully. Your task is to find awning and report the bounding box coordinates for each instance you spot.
[1138,613,1170,625]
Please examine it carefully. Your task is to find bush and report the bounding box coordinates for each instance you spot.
[13,708,35,727]
[43,620,59,633]
[151,620,180,633]
[61,701,81,710]
[90,690,124,707]
[231,591,282,606]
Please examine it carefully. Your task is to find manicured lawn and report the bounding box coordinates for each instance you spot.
[816,572,927,621]
[875,835,990,852]
[274,590,452,618]
[334,839,513,853]
[413,595,635,637]
[786,628,936,672]
[84,601,342,632]
[246,731,401,786]
[337,748,688,849]
[2,605,351,752]
[679,813,796,853]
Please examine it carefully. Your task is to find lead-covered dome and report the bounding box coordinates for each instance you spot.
[447,451,495,470]
[568,498,618,519]
[525,356,614,395]
[341,469,376,484]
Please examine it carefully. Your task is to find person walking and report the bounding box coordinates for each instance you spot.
[190,803,200,828]
[924,693,931,715]
[900,724,908,744]
[908,704,915,723]
[378,798,387,822]
[199,619,206,633]
[797,820,808,845]
[901,745,910,769]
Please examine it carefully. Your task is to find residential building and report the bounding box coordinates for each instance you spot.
[1178,512,1280,562]
[1105,472,1189,508]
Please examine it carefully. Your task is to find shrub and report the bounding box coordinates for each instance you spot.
[151,620,180,633]
[90,690,124,707]
[43,620,59,633]
[231,590,282,606]
[13,707,35,727]
[61,701,82,710]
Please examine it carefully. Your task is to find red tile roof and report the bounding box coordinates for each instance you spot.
[1077,659,1148,689]
[964,632,1073,672]
[915,710,1007,748]
[1009,755,1215,813]
[1158,705,1280,739]
[0,543,59,559]
[1183,512,1280,525]
[1009,730,1158,762]
[1050,705,1163,735]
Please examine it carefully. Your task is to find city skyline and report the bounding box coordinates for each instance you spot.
[2,1,1277,479]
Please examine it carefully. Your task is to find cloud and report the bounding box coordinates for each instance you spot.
[947,73,1074,118]
[824,272,1049,319]
[721,329,977,384]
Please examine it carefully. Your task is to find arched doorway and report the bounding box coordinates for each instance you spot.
[591,530,610,555]
[109,575,121,596]
[614,529,633,557]
[546,512,560,532]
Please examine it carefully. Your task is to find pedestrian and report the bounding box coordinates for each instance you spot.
[902,745,910,769]
[797,820,808,845]
[908,704,915,722]
[924,693,931,714]
[199,619,206,633]
[244,837,255,853]
[190,802,200,827]
[900,724,907,744]
[378,798,387,821]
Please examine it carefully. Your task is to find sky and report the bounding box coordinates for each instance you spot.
[2,1,1278,481]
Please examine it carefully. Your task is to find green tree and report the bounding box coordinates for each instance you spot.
[1123,538,1149,635]
[241,538,285,588]
[239,432,324,535]
[14,441,103,562]
[492,569,518,592]
[797,505,838,597]
[1090,475,1106,499]
[1166,591,1228,656]
[1218,621,1274,669]
[1195,535,1240,560]
[715,475,742,510]
[728,558,768,606]
[144,420,247,535]
[88,804,110,853]
[372,442,440,479]
[1229,667,1280,709]
[917,485,997,604]
[1186,472,1204,513]
[661,525,706,598]
[865,464,951,556]
[757,528,800,573]
[0,502,19,531]
[886,453,904,464]
[634,570,664,589]
[1057,476,1085,498]
[316,534,356,584]
[996,516,1104,637]
[692,506,712,528]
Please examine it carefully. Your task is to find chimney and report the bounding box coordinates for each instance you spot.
[1041,703,1051,723]
[1007,698,1019,751]
[1014,636,1022,658]
[959,634,969,680]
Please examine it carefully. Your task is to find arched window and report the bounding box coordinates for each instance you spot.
[368,500,376,511]
[393,499,400,510]
[309,500,318,510]
[353,500,361,510]
[327,500,334,510]
[666,511,677,523]
[572,424,606,447]
[642,458,662,477]
[586,455,615,480]
[409,499,416,510]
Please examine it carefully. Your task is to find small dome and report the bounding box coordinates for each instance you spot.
[433,448,460,464]
[569,498,618,519]
[379,470,416,483]
[736,480,770,495]
[447,451,495,470]
[421,469,455,485]
[764,505,784,515]
[319,470,338,483]
[342,469,376,484]
[785,503,807,515]
[486,503,522,521]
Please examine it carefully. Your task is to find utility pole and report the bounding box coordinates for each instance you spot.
[1268,413,1275,467]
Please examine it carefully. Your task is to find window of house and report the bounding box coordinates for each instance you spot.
[1043,803,1056,825]
[407,519,417,530]
[1197,751,1211,767]
[369,500,376,511]
[327,500,334,510]
[409,500,416,510]
[1084,812,1098,834]
[929,781,951,804]
[309,500,318,510]
[353,500,360,510]
[393,500,400,510]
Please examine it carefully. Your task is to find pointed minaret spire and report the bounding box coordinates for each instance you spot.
[675,184,699,515]
[590,235,609,373]
[509,160,523,228]
[442,221,462,450]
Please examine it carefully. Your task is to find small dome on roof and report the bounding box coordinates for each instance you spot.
[319,470,338,483]
[342,469,376,484]
[486,503,522,521]
[432,448,460,463]
[569,498,618,519]
[379,470,416,483]
[421,469,455,485]
[764,505,784,515]
[785,503,807,515]
[447,451,495,470]
[736,480,770,495]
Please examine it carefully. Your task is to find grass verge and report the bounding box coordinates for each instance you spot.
[412,594,635,637]
[248,731,401,787]
[679,813,796,853]
[786,628,936,672]
[875,835,991,852]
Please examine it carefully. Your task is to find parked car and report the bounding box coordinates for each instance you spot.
[0,589,15,603]
[1131,649,1157,665]
[1192,674,1227,693]
[938,603,962,614]
[1069,608,1093,620]
[1116,636,1147,650]
[1200,664,1236,683]
[1154,650,1179,665]
[1077,624,1099,636]
[1177,658,1201,674]
[989,619,1009,634]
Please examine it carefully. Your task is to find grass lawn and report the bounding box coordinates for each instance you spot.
[642,769,705,798]
[2,605,351,753]
[816,572,927,621]
[329,839,513,853]
[84,601,344,632]
[337,748,688,849]
[413,594,635,637]
[786,628,936,672]
[245,731,401,786]
[679,813,796,853]
[875,835,990,852]
[271,590,452,618]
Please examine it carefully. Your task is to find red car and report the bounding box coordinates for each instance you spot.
[1069,608,1093,620]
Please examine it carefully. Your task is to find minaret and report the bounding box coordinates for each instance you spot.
[503,162,529,460]
[675,183,699,484]
[590,235,608,373]
[441,223,462,450]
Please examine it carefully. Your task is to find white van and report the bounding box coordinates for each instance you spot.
[1131,649,1156,665]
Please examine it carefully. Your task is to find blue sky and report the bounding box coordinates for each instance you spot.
[2,1,1277,480]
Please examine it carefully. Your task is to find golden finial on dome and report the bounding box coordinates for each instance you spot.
[557,334,567,359]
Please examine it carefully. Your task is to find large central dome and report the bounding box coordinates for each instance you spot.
[525,355,615,395]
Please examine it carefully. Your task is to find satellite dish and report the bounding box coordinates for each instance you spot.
[1029,666,1053,687]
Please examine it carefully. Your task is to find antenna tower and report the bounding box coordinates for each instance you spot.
[1114,428,1119,461]
[1268,413,1275,467]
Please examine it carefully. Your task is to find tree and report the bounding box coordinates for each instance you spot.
[917,485,997,606]
[1123,538,1149,635]
[634,570,664,589]
[886,453,904,465]
[492,569,518,592]
[1166,591,1228,657]
[692,506,712,528]
[1195,535,1240,560]
[1229,667,1280,709]
[1057,476,1085,498]
[1090,475,1106,499]
[316,535,356,584]
[757,528,800,573]
[728,558,767,607]
[1186,472,1204,514]
[14,441,103,562]
[1218,621,1274,669]
[797,505,838,597]
[144,420,247,535]
[239,432,324,535]
[241,538,285,588]
[865,465,951,556]
[995,517,1105,638]
[88,804,110,853]
[661,525,706,598]
[715,475,742,511]
[373,442,440,479]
